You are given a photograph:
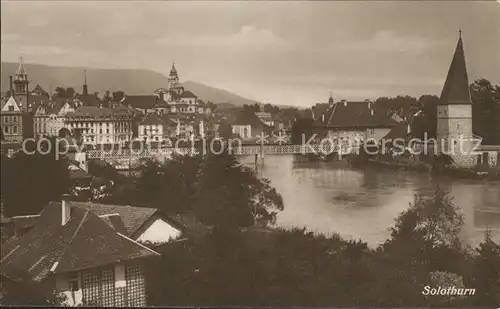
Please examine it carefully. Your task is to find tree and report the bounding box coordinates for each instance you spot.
[65,87,76,98]
[112,90,125,102]
[291,118,315,144]
[103,90,112,102]
[412,95,439,139]
[191,150,283,229]
[1,138,71,216]
[217,121,234,140]
[53,87,76,99]
[375,188,470,306]
[53,87,67,98]
[470,78,500,145]
[468,232,500,306]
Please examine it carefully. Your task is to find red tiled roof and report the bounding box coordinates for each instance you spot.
[72,202,158,236]
[439,35,471,105]
[0,202,158,281]
[77,94,102,107]
[180,90,197,99]
[123,95,167,110]
[99,214,127,235]
[65,106,131,119]
[226,111,271,128]
[322,101,398,129]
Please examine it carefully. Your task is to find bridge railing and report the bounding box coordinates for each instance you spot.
[86,143,359,159]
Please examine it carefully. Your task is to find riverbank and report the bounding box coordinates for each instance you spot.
[351,157,500,180]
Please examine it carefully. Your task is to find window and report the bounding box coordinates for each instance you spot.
[69,272,79,292]
[12,116,17,123]
[8,106,14,111]
[12,126,18,134]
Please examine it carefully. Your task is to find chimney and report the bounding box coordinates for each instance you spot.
[322,114,325,123]
[341,100,347,107]
[9,76,13,94]
[370,109,374,116]
[61,194,71,226]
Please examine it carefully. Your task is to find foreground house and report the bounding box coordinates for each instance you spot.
[0,196,161,306]
[1,202,183,247]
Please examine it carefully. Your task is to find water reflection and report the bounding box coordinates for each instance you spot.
[239,155,500,247]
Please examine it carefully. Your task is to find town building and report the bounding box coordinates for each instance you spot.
[0,195,162,306]
[64,106,133,146]
[121,95,169,116]
[34,99,79,137]
[319,99,400,144]
[122,63,213,116]
[226,111,274,141]
[2,200,183,247]
[138,113,177,143]
[0,96,24,143]
[254,112,275,127]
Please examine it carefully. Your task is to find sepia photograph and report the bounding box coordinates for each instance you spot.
[0,0,499,307]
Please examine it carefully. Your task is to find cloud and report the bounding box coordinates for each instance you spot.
[335,30,444,55]
[156,25,289,51]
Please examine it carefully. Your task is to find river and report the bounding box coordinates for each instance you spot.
[239,155,500,247]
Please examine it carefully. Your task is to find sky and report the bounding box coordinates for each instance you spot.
[2,1,499,107]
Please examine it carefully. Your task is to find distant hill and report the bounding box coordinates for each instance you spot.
[182,81,257,107]
[0,62,257,107]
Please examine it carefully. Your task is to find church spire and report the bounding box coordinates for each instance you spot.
[439,29,471,105]
[15,57,28,81]
[328,91,334,105]
[170,61,178,77]
[82,69,89,96]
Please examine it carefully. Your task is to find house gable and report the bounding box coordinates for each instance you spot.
[58,102,75,116]
[1,97,21,113]
[133,213,182,245]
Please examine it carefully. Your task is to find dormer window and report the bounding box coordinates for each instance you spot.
[8,106,14,111]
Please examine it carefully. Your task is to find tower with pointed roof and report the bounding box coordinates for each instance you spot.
[82,69,89,96]
[328,92,334,107]
[436,30,478,167]
[12,57,30,112]
[168,62,180,91]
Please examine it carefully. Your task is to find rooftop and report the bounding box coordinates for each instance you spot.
[122,95,168,110]
[439,32,472,105]
[1,201,159,282]
[322,101,398,129]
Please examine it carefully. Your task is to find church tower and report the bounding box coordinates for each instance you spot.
[13,57,29,112]
[436,30,478,167]
[328,92,334,107]
[168,62,180,91]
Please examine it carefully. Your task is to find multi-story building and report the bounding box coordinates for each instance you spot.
[0,59,39,143]
[0,95,24,143]
[64,106,132,146]
[0,195,164,306]
[122,63,213,116]
[34,99,78,137]
[320,100,400,144]
[138,113,177,143]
